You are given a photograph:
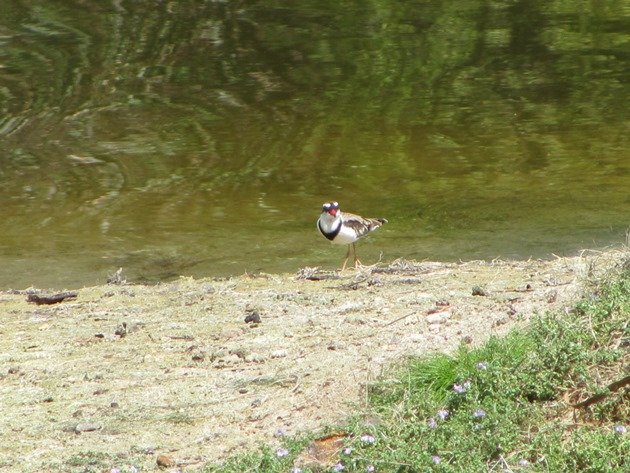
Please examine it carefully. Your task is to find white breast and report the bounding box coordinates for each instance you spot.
[331,224,359,245]
[318,212,360,245]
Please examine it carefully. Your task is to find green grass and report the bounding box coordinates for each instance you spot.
[204,271,630,472]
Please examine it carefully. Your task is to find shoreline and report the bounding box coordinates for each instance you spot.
[1,248,628,471]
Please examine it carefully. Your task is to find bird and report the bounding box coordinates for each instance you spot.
[317,201,387,270]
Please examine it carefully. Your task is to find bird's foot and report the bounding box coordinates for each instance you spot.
[339,259,349,272]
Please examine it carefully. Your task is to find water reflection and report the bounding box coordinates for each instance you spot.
[0,0,628,289]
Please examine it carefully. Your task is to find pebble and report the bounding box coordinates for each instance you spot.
[192,352,205,362]
[222,354,242,364]
[245,352,266,363]
[244,308,262,324]
[472,286,488,296]
[271,349,288,358]
[327,341,346,350]
[156,453,175,467]
[230,348,249,359]
[426,311,451,324]
[74,422,100,433]
[407,334,425,343]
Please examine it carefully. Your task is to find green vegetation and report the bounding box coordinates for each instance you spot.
[207,270,629,472]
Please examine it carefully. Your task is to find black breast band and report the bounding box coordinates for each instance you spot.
[318,220,342,241]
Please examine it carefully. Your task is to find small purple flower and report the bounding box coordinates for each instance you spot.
[427,418,437,429]
[518,458,530,467]
[432,455,441,464]
[613,425,627,434]
[333,462,345,472]
[453,381,470,394]
[276,447,289,458]
[291,468,303,473]
[366,466,375,472]
[476,362,488,370]
[360,434,376,444]
[343,447,353,455]
[437,409,449,420]
[473,409,486,418]
[110,469,121,473]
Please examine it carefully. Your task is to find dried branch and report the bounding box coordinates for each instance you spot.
[571,374,630,409]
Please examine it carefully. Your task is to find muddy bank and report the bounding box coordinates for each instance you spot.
[1,249,627,471]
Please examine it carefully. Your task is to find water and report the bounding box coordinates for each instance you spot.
[0,0,628,289]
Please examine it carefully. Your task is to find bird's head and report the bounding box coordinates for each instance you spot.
[321,201,340,217]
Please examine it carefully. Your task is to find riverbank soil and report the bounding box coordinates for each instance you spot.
[1,249,628,471]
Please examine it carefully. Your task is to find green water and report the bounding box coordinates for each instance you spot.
[0,0,628,289]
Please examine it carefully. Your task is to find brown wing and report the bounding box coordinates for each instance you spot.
[342,212,388,239]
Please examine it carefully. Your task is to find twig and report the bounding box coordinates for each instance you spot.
[572,375,630,409]
[382,311,416,327]
[27,291,78,305]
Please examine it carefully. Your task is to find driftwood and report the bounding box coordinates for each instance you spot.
[27,291,78,305]
[572,375,630,409]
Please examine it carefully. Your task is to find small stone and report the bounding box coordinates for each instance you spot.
[210,349,228,361]
[75,422,101,433]
[462,335,473,344]
[244,307,262,324]
[271,349,288,358]
[327,341,345,351]
[230,348,249,359]
[245,352,266,363]
[472,286,488,296]
[114,322,128,337]
[110,401,119,408]
[8,367,19,375]
[156,453,175,468]
[426,311,451,324]
[222,354,242,364]
[407,334,425,343]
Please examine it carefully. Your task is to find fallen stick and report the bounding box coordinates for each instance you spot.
[571,374,630,409]
[27,291,78,305]
[382,311,416,327]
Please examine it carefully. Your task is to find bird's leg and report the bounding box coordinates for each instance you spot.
[340,245,351,271]
[353,242,363,268]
